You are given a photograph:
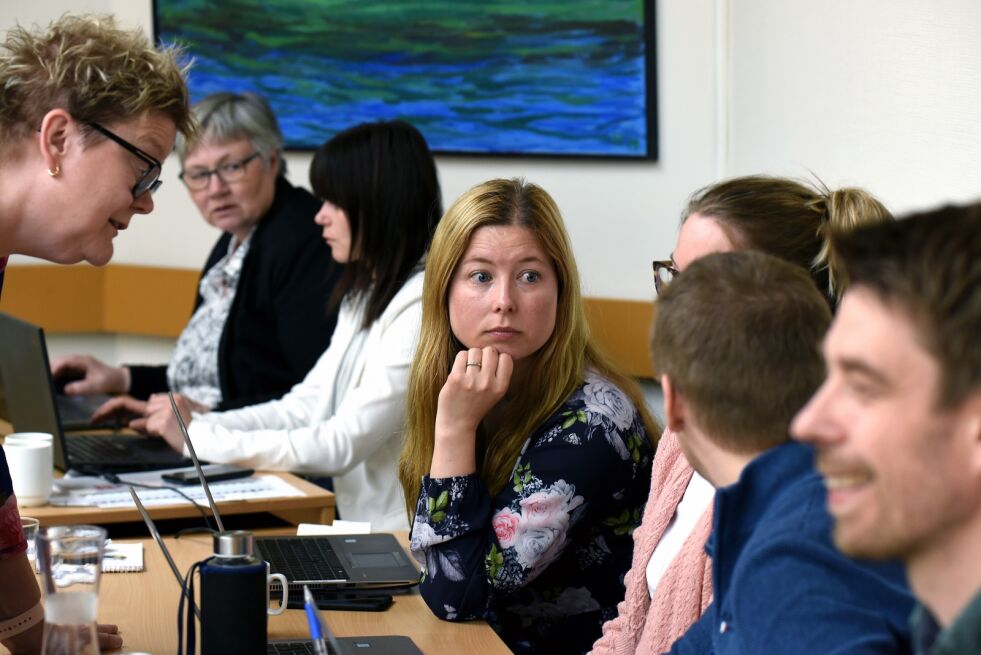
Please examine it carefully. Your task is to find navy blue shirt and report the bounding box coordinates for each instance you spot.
[667,442,914,654]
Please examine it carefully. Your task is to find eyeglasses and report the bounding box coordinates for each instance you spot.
[179,153,262,190]
[88,122,163,199]
[652,259,679,296]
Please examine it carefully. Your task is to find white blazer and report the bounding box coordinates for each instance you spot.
[186,269,424,531]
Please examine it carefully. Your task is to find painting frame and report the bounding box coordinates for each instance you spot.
[153,1,658,160]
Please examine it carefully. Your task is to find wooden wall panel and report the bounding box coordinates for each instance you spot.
[584,297,656,378]
[0,264,656,378]
[0,265,103,332]
[102,266,198,337]
[0,264,197,337]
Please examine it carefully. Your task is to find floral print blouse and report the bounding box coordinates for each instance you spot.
[0,451,26,560]
[410,372,655,655]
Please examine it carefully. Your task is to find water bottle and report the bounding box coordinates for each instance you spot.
[199,531,287,655]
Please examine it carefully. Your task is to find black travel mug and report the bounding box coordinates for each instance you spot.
[199,531,267,655]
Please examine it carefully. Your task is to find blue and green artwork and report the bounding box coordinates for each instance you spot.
[154,0,656,158]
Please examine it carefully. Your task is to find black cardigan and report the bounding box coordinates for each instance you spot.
[128,177,340,410]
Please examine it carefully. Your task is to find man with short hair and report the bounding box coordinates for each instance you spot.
[655,250,913,654]
[792,204,981,655]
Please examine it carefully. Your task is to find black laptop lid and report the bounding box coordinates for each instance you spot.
[0,312,71,469]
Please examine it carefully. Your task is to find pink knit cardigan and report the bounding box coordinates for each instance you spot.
[590,429,714,655]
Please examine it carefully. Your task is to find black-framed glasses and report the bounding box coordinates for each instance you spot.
[178,153,262,191]
[652,259,679,296]
[89,122,163,199]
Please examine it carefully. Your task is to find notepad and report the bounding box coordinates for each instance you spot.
[296,519,372,536]
[101,542,144,573]
[50,474,305,509]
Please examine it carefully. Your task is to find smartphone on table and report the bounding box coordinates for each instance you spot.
[161,464,254,485]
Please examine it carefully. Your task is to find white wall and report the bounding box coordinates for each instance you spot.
[3,0,721,304]
[6,0,981,367]
[728,0,981,212]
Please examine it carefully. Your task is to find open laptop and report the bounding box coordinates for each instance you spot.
[132,489,419,654]
[132,420,422,654]
[0,312,191,474]
[54,391,113,431]
[267,624,422,655]
[0,340,109,431]
[155,390,420,594]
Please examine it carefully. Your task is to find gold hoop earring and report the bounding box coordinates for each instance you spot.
[48,165,60,177]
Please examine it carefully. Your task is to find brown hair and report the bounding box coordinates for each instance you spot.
[684,176,893,304]
[310,120,442,329]
[652,251,832,453]
[0,14,193,150]
[834,203,981,408]
[399,178,660,518]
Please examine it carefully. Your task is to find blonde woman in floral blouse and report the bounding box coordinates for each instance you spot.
[398,178,659,655]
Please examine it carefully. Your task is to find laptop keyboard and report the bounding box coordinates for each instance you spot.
[56,395,102,426]
[267,640,337,654]
[66,433,184,464]
[67,434,135,460]
[260,538,349,582]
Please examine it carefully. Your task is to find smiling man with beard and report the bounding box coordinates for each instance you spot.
[793,204,981,655]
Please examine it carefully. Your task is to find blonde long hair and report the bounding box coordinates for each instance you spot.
[399,178,660,519]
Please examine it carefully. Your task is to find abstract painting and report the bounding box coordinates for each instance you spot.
[154,0,656,158]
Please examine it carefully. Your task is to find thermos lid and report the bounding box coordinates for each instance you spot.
[213,530,254,557]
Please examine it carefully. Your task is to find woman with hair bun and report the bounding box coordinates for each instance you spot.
[592,175,894,655]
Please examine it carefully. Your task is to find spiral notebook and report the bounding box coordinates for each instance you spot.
[101,542,144,573]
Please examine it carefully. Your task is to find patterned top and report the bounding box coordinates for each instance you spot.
[1,262,28,559]
[409,372,654,655]
[0,450,26,560]
[167,228,254,408]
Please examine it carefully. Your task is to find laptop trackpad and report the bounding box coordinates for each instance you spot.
[351,553,402,568]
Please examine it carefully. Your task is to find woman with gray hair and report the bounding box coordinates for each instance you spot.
[54,92,340,419]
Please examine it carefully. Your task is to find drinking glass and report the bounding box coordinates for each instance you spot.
[21,517,40,569]
[36,525,107,655]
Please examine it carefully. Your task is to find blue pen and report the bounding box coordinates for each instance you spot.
[303,585,329,655]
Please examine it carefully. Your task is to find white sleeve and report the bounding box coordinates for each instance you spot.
[186,299,420,474]
[191,355,327,432]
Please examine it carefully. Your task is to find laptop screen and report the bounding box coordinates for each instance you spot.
[0,312,71,468]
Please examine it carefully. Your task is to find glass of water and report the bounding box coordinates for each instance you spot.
[21,517,40,569]
[36,525,107,655]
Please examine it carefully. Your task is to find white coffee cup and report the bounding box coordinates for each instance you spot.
[3,432,54,447]
[2,433,54,507]
[266,563,288,616]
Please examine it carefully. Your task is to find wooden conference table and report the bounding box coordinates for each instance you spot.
[98,531,512,654]
[26,471,336,528]
[0,423,335,527]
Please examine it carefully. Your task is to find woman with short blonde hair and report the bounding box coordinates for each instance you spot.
[0,14,191,653]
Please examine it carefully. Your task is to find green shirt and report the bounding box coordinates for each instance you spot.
[912,588,981,655]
